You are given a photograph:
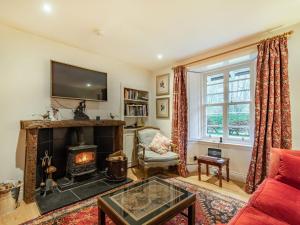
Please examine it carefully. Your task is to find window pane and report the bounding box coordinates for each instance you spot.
[228,127,250,138]
[228,104,250,139]
[229,68,250,81]
[229,79,250,92]
[207,73,224,85]
[206,106,223,136]
[206,74,224,104]
[228,104,250,126]
[207,94,224,104]
[207,126,223,136]
[207,83,223,94]
[229,67,250,103]
[229,91,250,102]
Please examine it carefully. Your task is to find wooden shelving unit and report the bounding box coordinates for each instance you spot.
[123,88,149,120]
[121,86,150,168]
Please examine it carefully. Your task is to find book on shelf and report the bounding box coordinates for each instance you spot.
[125,104,148,116]
[124,89,148,101]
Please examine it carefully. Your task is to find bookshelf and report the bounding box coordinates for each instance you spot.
[121,86,149,168]
[123,88,149,122]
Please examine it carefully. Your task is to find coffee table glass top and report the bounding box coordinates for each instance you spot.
[99,177,193,225]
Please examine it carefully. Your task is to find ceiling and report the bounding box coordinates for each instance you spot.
[1,0,300,72]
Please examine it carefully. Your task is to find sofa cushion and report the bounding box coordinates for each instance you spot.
[228,206,289,225]
[249,178,300,225]
[138,150,179,162]
[268,147,300,178]
[275,152,300,189]
[137,128,160,146]
[149,133,171,154]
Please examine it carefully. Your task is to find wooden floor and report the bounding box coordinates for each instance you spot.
[0,168,249,225]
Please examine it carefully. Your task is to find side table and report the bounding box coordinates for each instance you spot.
[198,156,229,187]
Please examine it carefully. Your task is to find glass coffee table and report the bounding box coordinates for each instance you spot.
[97,177,196,225]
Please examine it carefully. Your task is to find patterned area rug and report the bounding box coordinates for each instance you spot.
[23,178,245,225]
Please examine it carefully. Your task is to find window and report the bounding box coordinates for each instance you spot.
[188,55,255,145]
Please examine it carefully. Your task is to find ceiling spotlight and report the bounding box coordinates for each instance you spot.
[157,54,163,60]
[86,83,92,87]
[94,29,103,37]
[42,3,52,14]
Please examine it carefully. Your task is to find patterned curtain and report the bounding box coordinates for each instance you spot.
[245,34,292,193]
[172,66,189,177]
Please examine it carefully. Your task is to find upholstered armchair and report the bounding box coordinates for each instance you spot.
[135,126,179,177]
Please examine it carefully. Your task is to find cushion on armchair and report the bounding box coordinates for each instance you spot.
[138,150,179,162]
[148,133,171,154]
[137,128,160,146]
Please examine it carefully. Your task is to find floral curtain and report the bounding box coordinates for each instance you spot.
[245,34,292,193]
[172,66,189,177]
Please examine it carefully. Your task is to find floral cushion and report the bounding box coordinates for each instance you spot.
[137,129,160,146]
[148,133,171,154]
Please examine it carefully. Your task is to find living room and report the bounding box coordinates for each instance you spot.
[0,1,299,225]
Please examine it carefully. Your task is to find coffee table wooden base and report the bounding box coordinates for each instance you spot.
[98,202,195,225]
[99,208,105,225]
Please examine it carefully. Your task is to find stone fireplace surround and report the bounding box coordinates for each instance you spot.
[20,120,125,203]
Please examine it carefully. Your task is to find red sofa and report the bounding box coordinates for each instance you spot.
[224,148,300,225]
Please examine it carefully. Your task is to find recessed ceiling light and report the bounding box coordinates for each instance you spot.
[86,83,91,87]
[157,54,163,60]
[42,3,52,14]
[94,29,103,37]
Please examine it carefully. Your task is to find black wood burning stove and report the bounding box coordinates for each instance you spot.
[66,145,97,181]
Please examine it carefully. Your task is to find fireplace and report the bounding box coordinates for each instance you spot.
[66,145,97,181]
[21,119,125,203]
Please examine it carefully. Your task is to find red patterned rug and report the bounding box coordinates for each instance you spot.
[23,178,245,225]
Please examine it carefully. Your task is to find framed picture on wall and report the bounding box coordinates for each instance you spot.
[156,74,170,96]
[156,98,169,118]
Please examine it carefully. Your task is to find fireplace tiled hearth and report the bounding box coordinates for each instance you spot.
[20,120,132,214]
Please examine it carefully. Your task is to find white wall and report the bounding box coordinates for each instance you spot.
[0,24,152,182]
[152,22,300,181]
[151,68,174,137]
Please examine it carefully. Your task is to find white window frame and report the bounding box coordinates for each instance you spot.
[199,61,256,145]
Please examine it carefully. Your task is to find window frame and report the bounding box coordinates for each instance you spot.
[199,61,256,145]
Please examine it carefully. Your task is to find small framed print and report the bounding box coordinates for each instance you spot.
[156,98,169,118]
[156,74,170,96]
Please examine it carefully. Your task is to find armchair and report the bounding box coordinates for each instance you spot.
[135,126,179,177]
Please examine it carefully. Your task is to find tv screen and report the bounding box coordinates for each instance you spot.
[51,61,107,101]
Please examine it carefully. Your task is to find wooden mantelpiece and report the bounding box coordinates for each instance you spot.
[20,119,125,129]
[21,119,125,203]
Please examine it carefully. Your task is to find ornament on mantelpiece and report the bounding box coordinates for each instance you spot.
[73,100,90,120]
[109,113,115,120]
[32,110,50,120]
[50,107,60,121]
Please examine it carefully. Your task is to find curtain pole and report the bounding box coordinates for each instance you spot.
[173,30,293,69]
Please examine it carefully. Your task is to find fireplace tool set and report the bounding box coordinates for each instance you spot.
[40,151,57,197]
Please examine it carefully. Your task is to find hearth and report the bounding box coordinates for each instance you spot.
[66,145,97,181]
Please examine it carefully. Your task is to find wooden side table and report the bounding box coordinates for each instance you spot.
[198,156,229,187]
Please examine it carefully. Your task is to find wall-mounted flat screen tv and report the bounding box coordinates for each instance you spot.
[51,61,107,101]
